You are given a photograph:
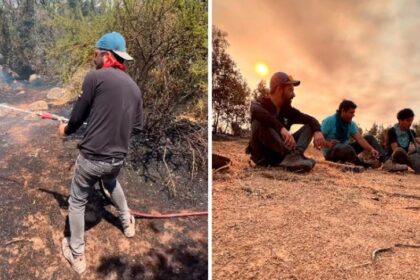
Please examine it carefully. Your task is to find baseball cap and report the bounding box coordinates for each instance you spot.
[95,32,134,61]
[270,72,300,91]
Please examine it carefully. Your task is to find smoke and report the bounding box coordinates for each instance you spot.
[214,0,420,129]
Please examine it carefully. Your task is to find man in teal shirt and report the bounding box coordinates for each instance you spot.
[321,100,387,167]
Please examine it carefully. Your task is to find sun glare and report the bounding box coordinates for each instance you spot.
[255,62,269,77]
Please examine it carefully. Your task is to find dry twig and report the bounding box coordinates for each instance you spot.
[320,160,365,173]
[4,238,31,247]
[163,145,176,197]
[212,162,232,174]
[346,243,420,269]
[392,193,420,200]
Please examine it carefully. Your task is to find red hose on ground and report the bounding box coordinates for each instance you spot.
[99,178,208,219]
[129,209,208,218]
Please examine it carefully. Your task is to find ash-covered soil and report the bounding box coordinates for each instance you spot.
[0,79,207,280]
[213,138,419,280]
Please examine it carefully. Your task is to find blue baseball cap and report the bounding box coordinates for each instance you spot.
[270,72,300,91]
[95,32,133,61]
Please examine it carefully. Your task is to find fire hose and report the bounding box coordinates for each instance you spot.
[0,103,208,218]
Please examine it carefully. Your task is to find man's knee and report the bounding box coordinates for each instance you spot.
[364,134,377,144]
[301,123,312,131]
[251,120,280,140]
[68,195,87,212]
[329,144,355,161]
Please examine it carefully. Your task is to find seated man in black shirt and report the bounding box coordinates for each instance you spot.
[247,71,325,172]
[386,108,420,173]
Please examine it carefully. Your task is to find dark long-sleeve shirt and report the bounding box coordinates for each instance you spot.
[65,67,143,162]
[250,97,320,132]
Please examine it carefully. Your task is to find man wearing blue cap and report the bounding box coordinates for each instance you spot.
[58,32,143,274]
[247,71,326,172]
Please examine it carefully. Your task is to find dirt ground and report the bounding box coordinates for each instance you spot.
[0,78,207,279]
[213,138,420,280]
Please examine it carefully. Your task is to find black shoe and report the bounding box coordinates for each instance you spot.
[302,154,316,168]
[279,153,313,172]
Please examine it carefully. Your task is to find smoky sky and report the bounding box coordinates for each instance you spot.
[214,0,420,129]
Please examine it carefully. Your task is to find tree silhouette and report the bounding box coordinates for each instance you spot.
[212,25,250,134]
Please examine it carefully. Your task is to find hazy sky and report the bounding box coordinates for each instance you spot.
[213,0,420,130]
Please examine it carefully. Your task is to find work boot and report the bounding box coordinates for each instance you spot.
[302,154,316,168]
[392,148,410,165]
[382,159,408,172]
[364,159,382,169]
[279,153,313,172]
[354,157,372,169]
[62,237,86,274]
[122,215,135,238]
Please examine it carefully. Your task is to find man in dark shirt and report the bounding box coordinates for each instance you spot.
[58,32,143,274]
[386,108,420,173]
[247,71,325,172]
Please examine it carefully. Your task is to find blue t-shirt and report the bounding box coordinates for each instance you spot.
[321,114,358,155]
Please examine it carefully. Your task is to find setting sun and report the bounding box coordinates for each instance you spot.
[255,62,269,77]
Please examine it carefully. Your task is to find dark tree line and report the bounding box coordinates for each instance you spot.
[212,25,250,134]
[0,0,207,127]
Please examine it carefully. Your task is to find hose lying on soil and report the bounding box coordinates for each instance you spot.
[129,209,208,218]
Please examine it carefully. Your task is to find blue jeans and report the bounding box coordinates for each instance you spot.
[249,121,314,165]
[68,153,131,256]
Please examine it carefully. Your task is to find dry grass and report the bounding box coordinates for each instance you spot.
[213,139,420,280]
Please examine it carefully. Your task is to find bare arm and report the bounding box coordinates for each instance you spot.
[352,133,379,158]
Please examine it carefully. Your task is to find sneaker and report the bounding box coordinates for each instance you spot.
[392,148,410,165]
[279,153,313,172]
[61,237,86,274]
[382,159,408,172]
[122,215,135,238]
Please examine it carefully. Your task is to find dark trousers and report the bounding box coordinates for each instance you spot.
[249,120,313,166]
[325,135,387,164]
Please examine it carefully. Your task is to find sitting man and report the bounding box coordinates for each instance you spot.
[247,71,325,172]
[321,100,387,168]
[385,108,420,173]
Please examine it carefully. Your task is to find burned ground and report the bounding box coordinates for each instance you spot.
[0,79,207,279]
[213,138,420,280]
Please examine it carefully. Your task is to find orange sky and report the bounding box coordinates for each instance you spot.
[213,0,420,130]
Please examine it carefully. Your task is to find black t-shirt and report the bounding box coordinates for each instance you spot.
[65,68,143,161]
[387,126,416,154]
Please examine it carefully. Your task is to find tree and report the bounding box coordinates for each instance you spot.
[367,122,379,138]
[252,80,269,100]
[413,121,420,136]
[212,25,250,134]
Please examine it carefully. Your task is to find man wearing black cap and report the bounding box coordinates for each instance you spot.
[247,71,325,172]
